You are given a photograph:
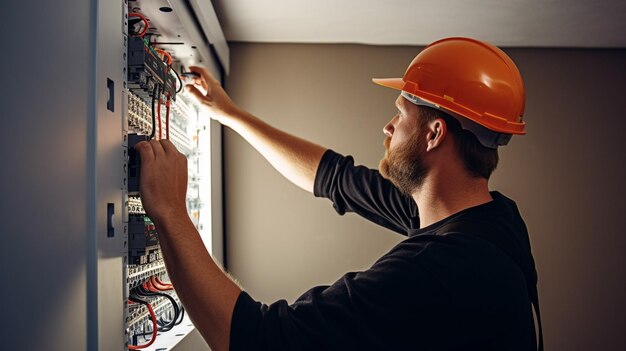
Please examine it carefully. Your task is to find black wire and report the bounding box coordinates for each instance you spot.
[128,292,154,346]
[135,285,180,332]
[150,84,158,140]
[147,278,184,325]
[129,290,149,305]
[153,276,184,325]
[133,286,171,330]
[130,281,183,335]
[172,67,183,94]
[175,306,185,325]
[131,331,153,342]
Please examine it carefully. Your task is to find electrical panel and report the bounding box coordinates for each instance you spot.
[121,1,223,349]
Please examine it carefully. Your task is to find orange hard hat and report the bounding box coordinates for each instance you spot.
[373,37,526,147]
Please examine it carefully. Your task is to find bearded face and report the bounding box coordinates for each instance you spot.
[379,126,429,195]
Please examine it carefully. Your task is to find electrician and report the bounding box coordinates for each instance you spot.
[135,37,542,351]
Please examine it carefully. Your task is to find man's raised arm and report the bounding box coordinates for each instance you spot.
[186,66,326,193]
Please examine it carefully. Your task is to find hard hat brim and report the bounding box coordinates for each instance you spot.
[372,78,404,91]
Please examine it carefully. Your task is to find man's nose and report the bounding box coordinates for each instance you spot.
[383,122,393,137]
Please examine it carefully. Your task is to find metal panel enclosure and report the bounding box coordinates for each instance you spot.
[0,0,225,350]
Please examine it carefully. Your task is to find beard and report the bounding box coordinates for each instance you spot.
[379,131,428,196]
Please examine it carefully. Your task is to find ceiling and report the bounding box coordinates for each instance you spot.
[211,0,626,48]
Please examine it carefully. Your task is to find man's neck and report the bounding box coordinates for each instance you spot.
[411,173,493,229]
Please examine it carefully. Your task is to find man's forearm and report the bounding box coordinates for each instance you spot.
[155,212,241,351]
[220,109,326,193]
[185,66,327,193]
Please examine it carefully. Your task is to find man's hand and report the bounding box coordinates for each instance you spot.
[135,139,188,225]
[185,66,241,124]
[184,65,325,193]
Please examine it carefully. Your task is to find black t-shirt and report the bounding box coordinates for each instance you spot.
[230,150,540,350]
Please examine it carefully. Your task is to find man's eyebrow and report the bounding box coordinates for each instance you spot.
[396,99,406,110]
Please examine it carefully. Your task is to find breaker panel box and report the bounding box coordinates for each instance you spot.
[121,1,225,349]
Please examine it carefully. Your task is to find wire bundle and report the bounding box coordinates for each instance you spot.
[148,55,178,141]
[127,294,158,349]
[154,49,177,141]
[127,275,185,349]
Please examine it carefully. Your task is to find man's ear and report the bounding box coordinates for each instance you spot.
[426,118,447,152]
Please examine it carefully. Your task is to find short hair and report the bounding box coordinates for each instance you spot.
[419,106,499,179]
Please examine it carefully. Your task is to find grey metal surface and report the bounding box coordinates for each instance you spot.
[187,0,230,73]
[0,0,96,350]
[93,0,127,349]
[168,0,226,75]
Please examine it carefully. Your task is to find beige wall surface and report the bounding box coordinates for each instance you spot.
[223,43,626,350]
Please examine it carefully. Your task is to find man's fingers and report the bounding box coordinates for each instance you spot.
[149,139,166,159]
[160,139,180,155]
[188,66,209,91]
[135,141,155,163]
[189,65,214,81]
[185,84,211,105]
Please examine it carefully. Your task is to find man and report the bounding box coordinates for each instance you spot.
[136,37,542,350]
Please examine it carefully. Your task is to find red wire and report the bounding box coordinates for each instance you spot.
[128,303,158,349]
[146,276,162,291]
[155,49,173,66]
[165,94,171,140]
[155,276,173,288]
[142,281,155,293]
[128,13,149,37]
[151,275,173,291]
[155,275,173,287]
[157,96,162,140]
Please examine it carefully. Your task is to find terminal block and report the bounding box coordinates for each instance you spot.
[127,37,177,101]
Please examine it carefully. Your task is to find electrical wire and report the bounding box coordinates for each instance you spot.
[127,296,158,350]
[172,68,183,94]
[157,93,162,140]
[155,47,183,94]
[155,276,174,288]
[128,277,184,345]
[128,13,150,37]
[147,277,185,326]
[176,305,185,325]
[165,94,171,140]
[146,277,184,325]
[142,37,160,57]
[155,48,173,66]
[135,283,180,332]
[151,275,173,290]
[150,85,158,140]
[153,44,184,95]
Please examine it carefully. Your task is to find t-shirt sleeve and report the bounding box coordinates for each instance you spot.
[229,242,451,351]
[313,149,417,235]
